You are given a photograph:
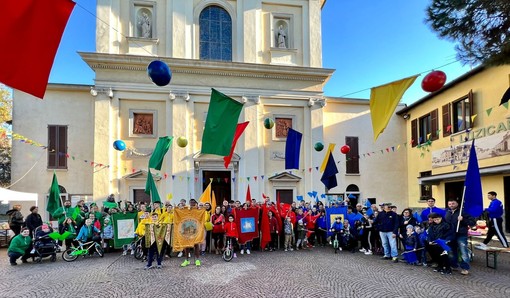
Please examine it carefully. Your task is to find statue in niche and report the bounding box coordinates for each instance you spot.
[138,12,151,38]
[277,25,287,48]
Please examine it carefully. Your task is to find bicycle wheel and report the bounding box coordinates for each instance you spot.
[222,248,233,262]
[62,248,79,262]
[95,243,104,257]
[134,245,144,260]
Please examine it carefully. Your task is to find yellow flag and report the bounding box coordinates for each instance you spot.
[320,144,336,172]
[211,190,217,212]
[370,75,418,141]
[172,208,206,252]
[199,182,212,204]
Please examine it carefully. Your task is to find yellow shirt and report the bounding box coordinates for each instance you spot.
[160,209,174,224]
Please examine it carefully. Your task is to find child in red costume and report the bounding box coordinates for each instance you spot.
[224,214,239,258]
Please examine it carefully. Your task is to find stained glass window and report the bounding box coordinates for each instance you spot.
[199,6,232,61]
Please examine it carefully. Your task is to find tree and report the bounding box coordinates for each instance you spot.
[0,86,12,187]
[426,0,510,66]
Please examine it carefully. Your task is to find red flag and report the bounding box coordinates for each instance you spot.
[246,185,252,204]
[235,207,259,245]
[0,0,75,98]
[223,121,249,168]
[260,205,272,250]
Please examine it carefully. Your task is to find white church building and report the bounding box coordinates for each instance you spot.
[11,0,407,219]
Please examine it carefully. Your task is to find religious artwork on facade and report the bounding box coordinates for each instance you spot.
[275,117,292,138]
[432,130,510,168]
[133,112,154,135]
[136,8,152,38]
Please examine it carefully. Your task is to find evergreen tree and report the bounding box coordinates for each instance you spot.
[426,0,510,65]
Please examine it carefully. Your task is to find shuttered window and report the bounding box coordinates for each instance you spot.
[442,103,451,137]
[453,90,474,133]
[411,119,417,147]
[47,125,68,169]
[345,136,359,174]
[430,109,439,140]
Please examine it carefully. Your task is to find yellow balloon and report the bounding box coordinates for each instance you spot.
[176,136,188,148]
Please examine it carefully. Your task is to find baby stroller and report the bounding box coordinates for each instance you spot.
[32,225,58,263]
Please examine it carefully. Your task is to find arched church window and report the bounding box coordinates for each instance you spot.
[199,6,232,61]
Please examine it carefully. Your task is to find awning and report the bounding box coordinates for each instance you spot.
[419,163,510,185]
[0,188,38,204]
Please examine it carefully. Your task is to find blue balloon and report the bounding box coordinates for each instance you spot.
[147,60,171,86]
[113,140,126,151]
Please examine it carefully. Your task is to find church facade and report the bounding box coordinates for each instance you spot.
[11,0,408,219]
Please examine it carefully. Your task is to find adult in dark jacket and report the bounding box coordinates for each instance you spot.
[6,205,24,236]
[374,203,399,262]
[398,208,417,249]
[25,206,43,236]
[427,212,454,275]
[445,199,476,275]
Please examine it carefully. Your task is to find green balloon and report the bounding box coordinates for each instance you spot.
[314,142,324,151]
[264,118,274,129]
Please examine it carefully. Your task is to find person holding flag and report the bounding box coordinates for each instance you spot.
[445,198,476,275]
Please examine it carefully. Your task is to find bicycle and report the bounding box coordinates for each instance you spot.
[123,236,144,260]
[62,240,104,262]
[223,238,234,262]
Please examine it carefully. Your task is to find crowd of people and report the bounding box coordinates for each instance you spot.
[5,191,508,276]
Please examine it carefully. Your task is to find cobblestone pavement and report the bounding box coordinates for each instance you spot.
[1,246,509,298]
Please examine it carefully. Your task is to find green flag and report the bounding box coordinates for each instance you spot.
[148,136,173,170]
[46,172,61,215]
[201,88,243,156]
[145,169,161,203]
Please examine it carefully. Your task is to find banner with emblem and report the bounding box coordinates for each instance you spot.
[172,208,206,252]
[233,208,259,245]
[145,223,171,254]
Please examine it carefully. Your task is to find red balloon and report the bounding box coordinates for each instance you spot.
[421,70,447,92]
[340,145,350,154]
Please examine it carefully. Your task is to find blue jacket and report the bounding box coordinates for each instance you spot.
[76,225,100,242]
[330,221,343,232]
[485,199,504,219]
[420,207,446,222]
[316,216,328,230]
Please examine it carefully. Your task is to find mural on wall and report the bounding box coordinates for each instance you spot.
[275,117,292,138]
[432,131,510,168]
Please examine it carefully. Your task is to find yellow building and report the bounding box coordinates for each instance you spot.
[397,65,510,232]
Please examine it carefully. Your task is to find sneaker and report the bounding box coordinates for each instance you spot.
[246,249,251,255]
[177,251,183,258]
[289,248,294,251]
[144,265,153,270]
[422,263,428,267]
[359,248,367,253]
[240,249,244,255]
[21,259,28,264]
[200,251,206,256]
[130,250,134,255]
[392,257,398,263]
[364,250,373,255]
[460,269,469,275]
[30,249,36,254]
[284,248,288,252]
[339,247,342,251]
[156,265,162,269]
[195,259,201,267]
[180,260,190,267]
[441,269,452,275]
[10,262,17,266]
[381,256,391,260]
[233,253,237,258]
[122,251,127,256]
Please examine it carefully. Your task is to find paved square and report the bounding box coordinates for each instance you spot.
[1,247,509,298]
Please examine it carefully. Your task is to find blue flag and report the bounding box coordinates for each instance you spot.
[463,140,483,217]
[413,211,422,224]
[285,128,302,170]
[365,200,373,216]
[320,151,338,190]
[434,239,451,252]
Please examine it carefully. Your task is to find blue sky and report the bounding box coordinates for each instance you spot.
[49,0,472,105]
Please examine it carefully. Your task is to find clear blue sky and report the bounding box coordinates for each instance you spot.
[49,0,472,105]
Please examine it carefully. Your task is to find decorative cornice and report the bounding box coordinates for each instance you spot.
[169,91,190,101]
[79,52,334,83]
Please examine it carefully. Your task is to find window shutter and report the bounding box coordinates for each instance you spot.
[58,126,68,168]
[345,137,359,174]
[468,90,474,128]
[411,119,417,147]
[431,109,438,140]
[442,103,451,137]
[48,126,57,168]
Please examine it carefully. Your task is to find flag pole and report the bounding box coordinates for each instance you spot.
[456,185,467,233]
